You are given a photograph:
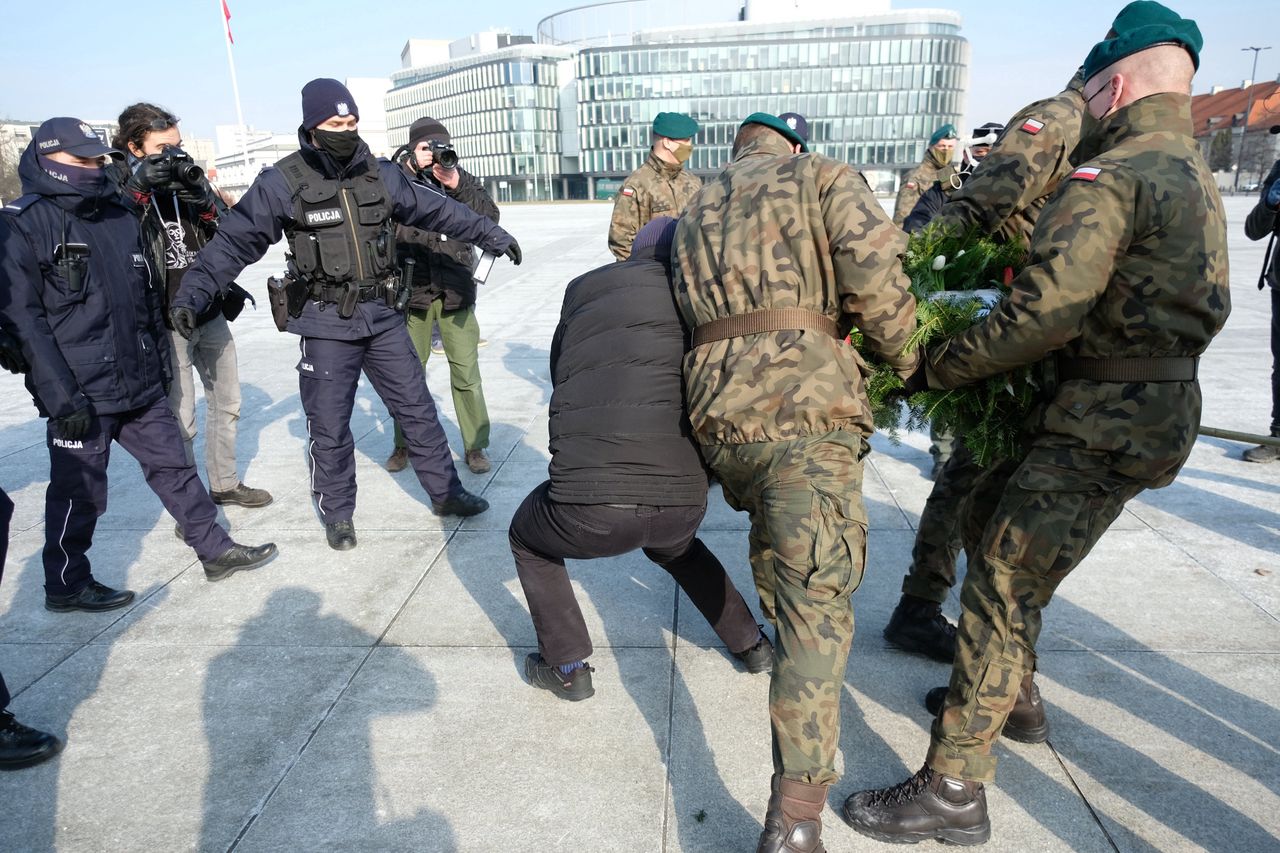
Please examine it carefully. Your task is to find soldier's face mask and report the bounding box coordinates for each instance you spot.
[313,129,362,163]
[671,140,693,164]
[928,144,954,168]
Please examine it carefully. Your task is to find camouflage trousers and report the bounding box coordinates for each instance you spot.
[901,442,980,604]
[701,429,868,787]
[926,445,1145,781]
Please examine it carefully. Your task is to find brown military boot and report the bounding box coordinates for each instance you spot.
[842,764,989,846]
[756,774,827,853]
[925,671,1048,744]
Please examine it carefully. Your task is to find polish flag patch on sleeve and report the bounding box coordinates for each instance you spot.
[1071,166,1103,182]
[621,187,635,197]
[1020,118,1045,135]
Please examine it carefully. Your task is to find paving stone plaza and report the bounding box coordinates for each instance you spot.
[0,198,1277,852]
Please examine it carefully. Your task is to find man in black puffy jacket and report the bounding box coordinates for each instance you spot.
[510,217,772,701]
[385,117,497,476]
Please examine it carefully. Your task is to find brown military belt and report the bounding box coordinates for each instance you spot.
[691,308,839,348]
[1057,356,1199,382]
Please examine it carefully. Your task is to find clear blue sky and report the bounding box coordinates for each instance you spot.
[0,1,1274,143]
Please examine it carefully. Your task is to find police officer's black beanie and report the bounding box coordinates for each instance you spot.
[408,117,450,147]
[301,78,359,130]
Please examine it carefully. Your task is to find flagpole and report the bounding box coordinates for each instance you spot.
[216,0,252,191]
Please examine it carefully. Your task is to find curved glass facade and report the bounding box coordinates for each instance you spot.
[573,14,968,184]
[386,46,572,200]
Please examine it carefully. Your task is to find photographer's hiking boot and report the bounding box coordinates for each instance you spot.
[1243,430,1280,463]
[734,629,775,674]
[842,764,989,846]
[385,447,409,473]
[925,672,1048,744]
[524,654,595,701]
[465,449,492,474]
[432,490,489,517]
[883,594,957,663]
[756,774,828,853]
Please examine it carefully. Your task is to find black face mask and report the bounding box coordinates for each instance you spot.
[313,129,362,163]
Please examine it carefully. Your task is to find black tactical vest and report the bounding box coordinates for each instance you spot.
[277,152,396,287]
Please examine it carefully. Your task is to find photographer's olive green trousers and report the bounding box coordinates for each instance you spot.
[392,301,490,453]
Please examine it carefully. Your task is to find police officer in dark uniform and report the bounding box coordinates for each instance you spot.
[0,118,278,612]
[0,333,63,769]
[171,79,522,550]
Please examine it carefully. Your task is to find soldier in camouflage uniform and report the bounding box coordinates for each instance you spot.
[892,124,959,227]
[607,112,702,261]
[672,112,919,853]
[884,78,1092,668]
[844,9,1229,846]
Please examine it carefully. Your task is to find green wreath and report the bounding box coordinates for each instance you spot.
[854,222,1035,467]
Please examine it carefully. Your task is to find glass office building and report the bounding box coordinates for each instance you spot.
[541,0,968,193]
[386,40,575,201]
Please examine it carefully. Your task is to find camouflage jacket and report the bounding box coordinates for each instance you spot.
[607,152,702,261]
[938,73,1089,246]
[928,93,1231,487]
[673,133,919,446]
[892,157,959,226]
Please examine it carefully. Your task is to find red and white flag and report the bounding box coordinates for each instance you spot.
[222,0,234,44]
[1020,118,1045,135]
[1071,166,1103,182]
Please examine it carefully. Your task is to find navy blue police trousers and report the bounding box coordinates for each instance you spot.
[297,325,463,524]
[43,398,233,596]
[1,486,11,711]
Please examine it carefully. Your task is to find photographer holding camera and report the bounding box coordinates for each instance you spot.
[114,103,272,510]
[1243,141,1280,463]
[385,117,497,475]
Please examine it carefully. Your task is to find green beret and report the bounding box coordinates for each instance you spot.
[928,124,958,147]
[652,112,698,140]
[1109,0,1186,37]
[740,112,808,152]
[1084,9,1202,81]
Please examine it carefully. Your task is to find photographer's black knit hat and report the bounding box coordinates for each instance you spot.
[408,117,450,147]
[301,78,359,129]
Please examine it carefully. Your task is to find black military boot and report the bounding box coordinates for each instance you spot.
[432,490,489,518]
[0,711,63,770]
[842,764,989,846]
[756,774,827,853]
[203,542,279,581]
[883,594,957,663]
[325,521,357,551]
[924,671,1048,744]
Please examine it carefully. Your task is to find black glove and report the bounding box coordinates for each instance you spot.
[54,406,92,441]
[125,154,173,197]
[901,361,930,396]
[503,239,522,266]
[0,328,28,374]
[177,180,217,211]
[170,306,197,340]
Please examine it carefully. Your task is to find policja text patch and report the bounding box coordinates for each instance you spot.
[304,208,344,226]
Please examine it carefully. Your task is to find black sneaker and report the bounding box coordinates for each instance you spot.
[203,543,278,581]
[0,711,63,770]
[432,490,489,518]
[45,580,135,613]
[883,594,957,663]
[325,521,357,551]
[733,629,775,674]
[524,653,595,701]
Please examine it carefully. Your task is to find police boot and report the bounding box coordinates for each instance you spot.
[841,764,989,846]
[325,521,357,551]
[45,580,136,613]
[0,711,63,770]
[203,542,279,581]
[924,672,1048,744]
[432,489,489,518]
[756,774,827,853]
[883,594,957,663]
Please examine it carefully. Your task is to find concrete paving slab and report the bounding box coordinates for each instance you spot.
[0,638,368,853]
[0,641,80,697]
[236,646,672,853]
[1042,649,1280,853]
[1158,523,1280,619]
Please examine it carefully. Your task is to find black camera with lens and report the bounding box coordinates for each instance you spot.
[156,147,205,191]
[428,140,459,171]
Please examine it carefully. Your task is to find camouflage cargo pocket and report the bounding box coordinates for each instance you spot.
[958,658,1020,739]
[805,485,868,601]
